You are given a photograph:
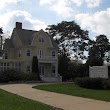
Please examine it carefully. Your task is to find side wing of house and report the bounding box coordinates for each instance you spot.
[3,29,23,59]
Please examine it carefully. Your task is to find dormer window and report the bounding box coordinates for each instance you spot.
[39,37,44,42]
[27,49,31,56]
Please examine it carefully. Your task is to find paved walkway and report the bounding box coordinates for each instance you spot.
[0,83,110,110]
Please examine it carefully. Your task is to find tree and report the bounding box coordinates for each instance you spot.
[0,27,3,50]
[58,53,70,81]
[32,56,40,80]
[46,21,90,59]
[0,27,3,56]
[95,35,109,59]
[86,35,109,66]
[86,45,103,66]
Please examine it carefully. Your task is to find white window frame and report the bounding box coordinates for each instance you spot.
[39,49,44,58]
[27,49,31,56]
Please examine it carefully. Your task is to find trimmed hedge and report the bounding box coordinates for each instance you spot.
[0,69,40,83]
[75,77,110,89]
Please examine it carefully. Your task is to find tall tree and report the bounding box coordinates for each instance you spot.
[0,27,3,50]
[86,35,110,66]
[86,45,103,66]
[32,56,40,80]
[95,35,109,59]
[46,21,90,59]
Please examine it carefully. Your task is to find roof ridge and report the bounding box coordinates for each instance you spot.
[14,28,38,32]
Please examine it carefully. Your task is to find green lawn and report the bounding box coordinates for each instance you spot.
[0,89,56,110]
[33,83,110,102]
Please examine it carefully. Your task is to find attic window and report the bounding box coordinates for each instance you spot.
[39,37,44,42]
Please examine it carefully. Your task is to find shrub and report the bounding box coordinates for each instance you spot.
[75,77,110,89]
[0,69,40,83]
[103,80,110,89]
[0,70,20,83]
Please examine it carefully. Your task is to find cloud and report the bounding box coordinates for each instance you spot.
[85,0,102,8]
[50,0,74,18]
[0,0,22,8]
[38,0,102,19]
[39,0,55,5]
[71,0,84,6]
[75,8,110,39]
[0,10,47,36]
[39,0,74,18]
[71,0,102,8]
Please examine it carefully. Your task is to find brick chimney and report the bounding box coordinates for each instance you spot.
[16,22,22,29]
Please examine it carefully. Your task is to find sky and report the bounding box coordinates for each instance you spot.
[0,0,110,40]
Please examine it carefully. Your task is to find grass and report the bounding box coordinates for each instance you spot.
[33,83,110,102]
[0,89,56,110]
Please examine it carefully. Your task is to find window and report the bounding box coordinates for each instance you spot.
[52,51,55,57]
[39,37,44,42]
[1,63,3,66]
[39,49,44,58]
[39,65,45,75]
[27,49,31,56]
[52,66,56,73]
[18,50,21,57]
[27,65,31,72]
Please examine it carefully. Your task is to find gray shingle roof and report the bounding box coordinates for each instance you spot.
[3,39,14,49]
[15,28,38,45]
[4,28,58,49]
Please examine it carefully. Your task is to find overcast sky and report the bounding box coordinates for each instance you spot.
[0,0,110,40]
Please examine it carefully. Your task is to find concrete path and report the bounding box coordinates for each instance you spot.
[0,83,110,110]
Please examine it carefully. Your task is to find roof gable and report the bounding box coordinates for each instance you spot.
[3,39,14,49]
[15,28,38,45]
[4,28,58,49]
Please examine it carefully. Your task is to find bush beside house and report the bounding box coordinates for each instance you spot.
[0,69,40,83]
[75,77,110,89]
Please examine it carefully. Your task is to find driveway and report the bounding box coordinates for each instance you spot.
[0,83,110,110]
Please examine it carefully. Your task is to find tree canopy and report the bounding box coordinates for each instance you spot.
[95,35,109,58]
[0,27,3,53]
[86,35,110,66]
[46,21,90,59]
[0,28,3,34]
